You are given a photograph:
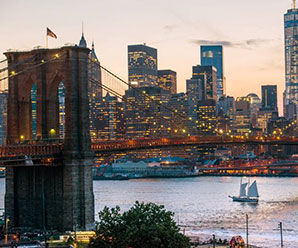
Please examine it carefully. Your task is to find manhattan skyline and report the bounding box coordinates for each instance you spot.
[0,0,293,112]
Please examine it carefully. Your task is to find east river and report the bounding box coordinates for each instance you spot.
[1,177,298,247]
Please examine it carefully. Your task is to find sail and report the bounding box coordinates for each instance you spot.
[239,183,248,197]
[247,181,259,198]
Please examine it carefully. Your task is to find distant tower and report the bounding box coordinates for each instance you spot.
[284,0,298,118]
[201,45,225,98]
[128,44,158,87]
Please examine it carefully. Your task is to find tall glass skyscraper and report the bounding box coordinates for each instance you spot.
[262,85,278,111]
[128,44,158,87]
[200,45,225,98]
[284,3,298,118]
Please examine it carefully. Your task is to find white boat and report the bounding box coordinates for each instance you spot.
[229,179,259,203]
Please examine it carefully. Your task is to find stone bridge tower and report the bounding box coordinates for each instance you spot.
[4,46,94,231]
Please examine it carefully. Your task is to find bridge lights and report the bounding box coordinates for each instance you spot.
[55,53,59,58]
[11,71,16,76]
[49,128,56,138]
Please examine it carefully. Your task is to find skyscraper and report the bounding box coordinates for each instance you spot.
[124,87,170,138]
[201,45,225,98]
[186,78,205,135]
[168,93,188,136]
[192,65,217,100]
[197,99,217,136]
[157,70,177,94]
[284,2,298,118]
[261,85,278,111]
[128,44,158,87]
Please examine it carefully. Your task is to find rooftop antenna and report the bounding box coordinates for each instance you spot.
[294,0,296,10]
[82,22,84,35]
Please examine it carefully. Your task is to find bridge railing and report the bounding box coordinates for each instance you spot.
[0,143,63,157]
[0,135,298,158]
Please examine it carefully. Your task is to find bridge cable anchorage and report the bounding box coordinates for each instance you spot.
[0,53,67,83]
[90,59,190,135]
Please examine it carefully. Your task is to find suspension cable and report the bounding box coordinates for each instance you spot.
[0,55,37,74]
[0,58,7,64]
[0,54,67,83]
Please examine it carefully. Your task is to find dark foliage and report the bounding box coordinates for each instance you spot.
[89,201,190,248]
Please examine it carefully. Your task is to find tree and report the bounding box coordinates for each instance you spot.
[89,201,190,248]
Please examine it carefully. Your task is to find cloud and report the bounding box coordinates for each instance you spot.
[190,39,274,49]
[163,25,176,33]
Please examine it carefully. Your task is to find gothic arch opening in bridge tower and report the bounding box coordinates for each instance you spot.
[58,81,65,139]
[48,74,65,140]
[31,84,37,140]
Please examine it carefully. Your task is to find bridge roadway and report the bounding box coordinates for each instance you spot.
[0,136,297,160]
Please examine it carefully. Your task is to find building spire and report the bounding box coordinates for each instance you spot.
[294,0,297,10]
[79,22,87,48]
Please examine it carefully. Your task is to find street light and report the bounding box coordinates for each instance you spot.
[5,216,10,244]
[278,222,284,248]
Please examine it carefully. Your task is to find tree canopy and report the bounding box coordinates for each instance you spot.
[89,201,190,248]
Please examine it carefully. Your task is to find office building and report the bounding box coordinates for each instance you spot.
[262,85,278,111]
[284,3,298,118]
[267,117,291,136]
[128,44,158,87]
[124,87,170,138]
[217,96,234,133]
[201,45,225,98]
[197,99,217,136]
[233,97,251,135]
[94,93,125,141]
[247,93,261,128]
[157,70,177,94]
[168,93,188,136]
[186,78,205,135]
[192,65,217,100]
[217,95,234,117]
[257,108,278,133]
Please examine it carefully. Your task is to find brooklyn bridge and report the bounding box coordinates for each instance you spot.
[0,45,297,232]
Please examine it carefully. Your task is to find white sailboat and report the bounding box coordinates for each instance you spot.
[229,179,259,203]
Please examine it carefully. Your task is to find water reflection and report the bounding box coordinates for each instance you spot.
[1,177,298,247]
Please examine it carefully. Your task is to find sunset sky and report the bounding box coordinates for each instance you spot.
[0,0,294,112]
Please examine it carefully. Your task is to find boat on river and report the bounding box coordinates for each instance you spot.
[229,179,259,203]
